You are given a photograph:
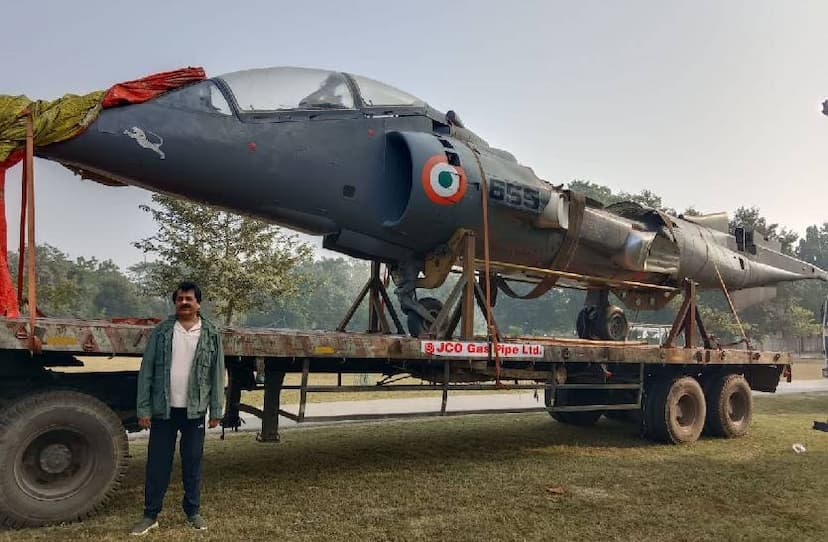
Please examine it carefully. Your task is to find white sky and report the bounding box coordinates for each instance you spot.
[2,0,826,269]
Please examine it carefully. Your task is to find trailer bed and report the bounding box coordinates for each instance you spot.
[1,316,792,367]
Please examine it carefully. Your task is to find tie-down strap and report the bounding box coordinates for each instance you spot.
[497,191,586,300]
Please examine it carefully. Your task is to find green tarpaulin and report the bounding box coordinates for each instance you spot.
[0,90,104,166]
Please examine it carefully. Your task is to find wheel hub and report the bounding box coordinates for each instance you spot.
[727,392,747,422]
[675,394,697,427]
[16,429,93,500]
[39,443,73,474]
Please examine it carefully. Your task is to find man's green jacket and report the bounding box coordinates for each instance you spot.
[136,315,225,420]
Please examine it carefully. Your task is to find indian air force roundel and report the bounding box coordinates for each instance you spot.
[421,155,468,205]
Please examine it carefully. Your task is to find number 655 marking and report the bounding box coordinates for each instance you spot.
[489,178,541,211]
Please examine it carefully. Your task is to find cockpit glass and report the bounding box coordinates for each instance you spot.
[349,74,424,107]
[219,67,355,112]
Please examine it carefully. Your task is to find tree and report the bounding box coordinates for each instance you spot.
[133,194,312,325]
[730,206,799,254]
[566,180,677,214]
[797,223,828,269]
[567,180,621,206]
[8,245,165,318]
[244,257,379,331]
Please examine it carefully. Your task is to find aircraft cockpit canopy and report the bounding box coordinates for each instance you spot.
[217,67,425,113]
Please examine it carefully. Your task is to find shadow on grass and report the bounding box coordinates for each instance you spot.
[201,414,653,481]
[7,399,828,541]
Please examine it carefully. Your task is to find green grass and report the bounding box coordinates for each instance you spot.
[4,393,828,541]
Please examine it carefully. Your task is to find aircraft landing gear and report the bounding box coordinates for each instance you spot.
[406,297,444,337]
[576,290,628,341]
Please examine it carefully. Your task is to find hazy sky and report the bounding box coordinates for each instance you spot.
[2,0,826,270]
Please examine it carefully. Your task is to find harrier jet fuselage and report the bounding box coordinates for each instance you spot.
[36,67,828,338]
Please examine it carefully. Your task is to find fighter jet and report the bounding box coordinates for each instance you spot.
[28,67,828,338]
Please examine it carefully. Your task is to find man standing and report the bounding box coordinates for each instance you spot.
[131,281,225,535]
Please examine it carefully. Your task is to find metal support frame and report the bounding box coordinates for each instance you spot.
[424,232,502,341]
[544,362,644,414]
[221,362,245,436]
[258,359,286,442]
[337,260,404,334]
[253,360,645,427]
[664,279,712,349]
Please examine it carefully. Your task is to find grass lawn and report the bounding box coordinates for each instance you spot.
[3,393,827,541]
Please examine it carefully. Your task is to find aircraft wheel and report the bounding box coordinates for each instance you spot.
[598,306,628,341]
[575,307,593,339]
[704,374,752,438]
[407,297,444,337]
[646,376,706,444]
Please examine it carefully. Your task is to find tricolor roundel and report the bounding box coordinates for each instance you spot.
[421,155,467,205]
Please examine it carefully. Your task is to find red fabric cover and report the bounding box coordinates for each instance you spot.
[102,66,207,108]
[0,66,207,318]
[0,153,22,317]
[0,148,24,173]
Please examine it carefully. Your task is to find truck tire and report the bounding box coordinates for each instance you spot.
[704,374,752,438]
[646,376,706,444]
[0,390,128,527]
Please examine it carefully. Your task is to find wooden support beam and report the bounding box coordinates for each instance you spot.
[684,280,696,349]
[23,114,40,354]
[368,261,381,332]
[338,261,404,334]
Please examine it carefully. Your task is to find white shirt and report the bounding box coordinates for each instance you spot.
[169,319,202,408]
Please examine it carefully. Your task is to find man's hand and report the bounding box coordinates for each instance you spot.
[208,418,220,429]
[138,416,151,429]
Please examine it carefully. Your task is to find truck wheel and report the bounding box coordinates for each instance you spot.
[646,376,706,444]
[0,390,128,527]
[704,374,752,438]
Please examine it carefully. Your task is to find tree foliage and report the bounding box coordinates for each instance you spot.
[8,245,164,318]
[244,257,373,331]
[132,194,312,325]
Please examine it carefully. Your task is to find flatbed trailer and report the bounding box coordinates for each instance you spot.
[0,313,791,528]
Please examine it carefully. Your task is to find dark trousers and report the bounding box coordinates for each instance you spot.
[144,408,205,519]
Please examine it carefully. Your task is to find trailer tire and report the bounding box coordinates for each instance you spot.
[646,376,706,444]
[0,390,128,528]
[705,374,752,438]
[544,386,605,426]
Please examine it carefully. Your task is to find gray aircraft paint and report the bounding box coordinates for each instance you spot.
[36,67,828,322]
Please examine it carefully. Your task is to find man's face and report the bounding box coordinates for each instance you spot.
[174,289,201,320]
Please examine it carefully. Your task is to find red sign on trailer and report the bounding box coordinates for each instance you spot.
[421,340,545,358]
